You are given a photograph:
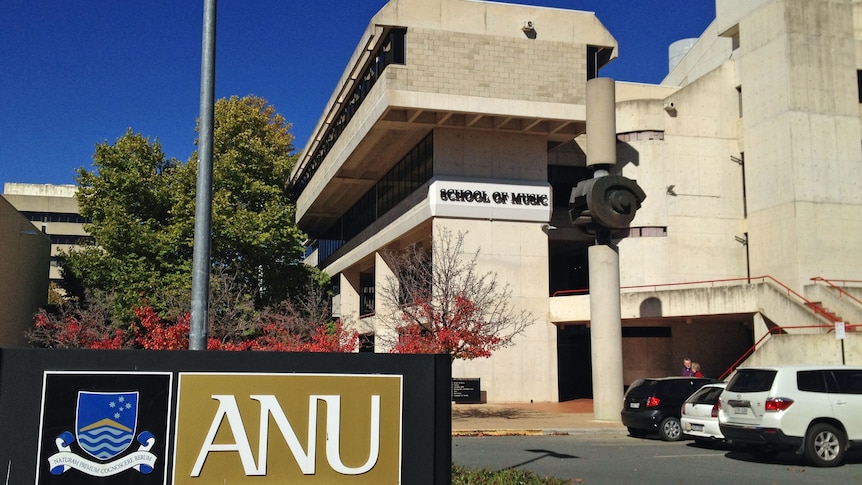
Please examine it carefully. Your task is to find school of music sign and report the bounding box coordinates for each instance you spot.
[429,178,552,222]
[0,348,451,484]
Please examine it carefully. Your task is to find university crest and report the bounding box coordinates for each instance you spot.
[47,391,157,477]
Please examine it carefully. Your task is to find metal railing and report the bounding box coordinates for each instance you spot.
[811,276,862,307]
[717,322,860,380]
[552,275,843,324]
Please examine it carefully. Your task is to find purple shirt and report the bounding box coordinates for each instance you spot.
[682,366,694,377]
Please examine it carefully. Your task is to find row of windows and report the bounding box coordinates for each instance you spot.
[49,235,94,245]
[617,131,664,142]
[317,132,434,263]
[292,28,407,196]
[21,211,90,224]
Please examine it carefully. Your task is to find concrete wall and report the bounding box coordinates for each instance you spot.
[742,333,862,367]
[0,197,50,346]
[614,0,862,295]
[441,217,557,403]
[735,0,862,290]
[618,61,747,287]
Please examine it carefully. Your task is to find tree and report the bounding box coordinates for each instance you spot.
[61,95,316,322]
[28,293,126,349]
[378,228,530,360]
[28,281,357,353]
[64,130,183,320]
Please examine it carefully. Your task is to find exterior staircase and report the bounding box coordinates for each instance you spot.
[548,276,862,378]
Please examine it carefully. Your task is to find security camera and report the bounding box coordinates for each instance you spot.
[522,20,534,32]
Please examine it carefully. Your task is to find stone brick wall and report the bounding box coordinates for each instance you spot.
[402,27,586,104]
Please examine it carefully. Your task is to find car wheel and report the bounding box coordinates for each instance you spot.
[627,427,648,438]
[658,417,682,441]
[805,423,846,467]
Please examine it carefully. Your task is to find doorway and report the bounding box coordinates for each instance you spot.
[557,324,592,400]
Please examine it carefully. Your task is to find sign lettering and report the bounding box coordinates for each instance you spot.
[173,373,401,484]
[191,394,381,476]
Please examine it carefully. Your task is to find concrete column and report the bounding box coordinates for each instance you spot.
[375,252,398,349]
[585,77,616,168]
[589,243,624,421]
[339,271,361,324]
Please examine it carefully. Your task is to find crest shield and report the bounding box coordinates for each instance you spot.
[76,391,138,460]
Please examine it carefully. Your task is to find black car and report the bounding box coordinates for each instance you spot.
[621,377,717,441]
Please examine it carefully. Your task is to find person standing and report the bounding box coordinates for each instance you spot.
[691,362,703,378]
[682,358,694,376]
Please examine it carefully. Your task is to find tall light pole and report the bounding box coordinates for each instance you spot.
[190,0,217,350]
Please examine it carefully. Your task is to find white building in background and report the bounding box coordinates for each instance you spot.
[3,183,89,284]
[291,0,862,403]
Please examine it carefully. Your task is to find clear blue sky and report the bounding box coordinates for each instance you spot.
[0,0,715,187]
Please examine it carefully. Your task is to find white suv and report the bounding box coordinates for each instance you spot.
[718,365,862,467]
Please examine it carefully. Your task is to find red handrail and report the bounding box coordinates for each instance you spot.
[717,325,785,381]
[811,276,862,307]
[552,275,843,324]
[717,322,859,381]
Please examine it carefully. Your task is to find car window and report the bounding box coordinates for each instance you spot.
[831,369,862,395]
[668,379,708,398]
[626,379,657,397]
[727,369,776,392]
[686,387,710,403]
[797,370,828,393]
[687,386,721,404]
[701,387,723,403]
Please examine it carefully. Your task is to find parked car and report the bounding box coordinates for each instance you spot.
[621,377,717,441]
[681,382,726,444]
[718,365,862,467]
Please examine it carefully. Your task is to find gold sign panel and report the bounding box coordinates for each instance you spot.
[172,373,402,484]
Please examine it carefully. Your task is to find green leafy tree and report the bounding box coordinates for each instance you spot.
[61,95,315,322]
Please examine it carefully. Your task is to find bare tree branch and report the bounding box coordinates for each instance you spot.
[377,228,531,360]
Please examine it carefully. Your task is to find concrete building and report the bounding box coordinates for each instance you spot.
[290,0,862,404]
[3,183,90,284]
[0,196,50,346]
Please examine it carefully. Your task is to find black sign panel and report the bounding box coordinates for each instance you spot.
[451,378,482,404]
[37,372,172,484]
[0,348,451,485]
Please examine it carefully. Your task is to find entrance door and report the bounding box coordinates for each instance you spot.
[557,324,592,400]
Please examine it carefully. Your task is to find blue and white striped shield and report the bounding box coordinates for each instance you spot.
[75,391,138,460]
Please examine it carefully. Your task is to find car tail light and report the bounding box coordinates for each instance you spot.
[711,402,720,418]
[646,396,660,408]
[764,397,793,412]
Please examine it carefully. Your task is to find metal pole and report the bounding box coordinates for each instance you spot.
[190,0,217,350]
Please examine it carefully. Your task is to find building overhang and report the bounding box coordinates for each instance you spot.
[295,89,587,236]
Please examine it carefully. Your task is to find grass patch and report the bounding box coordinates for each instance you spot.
[452,465,577,484]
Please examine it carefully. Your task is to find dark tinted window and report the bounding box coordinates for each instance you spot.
[666,380,697,398]
[831,370,862,395]
[727,369,777,392]
[797,371,828,393]
[625,379,657,398]
[687,386,723,404]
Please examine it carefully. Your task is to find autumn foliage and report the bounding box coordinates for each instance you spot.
[30,303,356,353]
[380,229,530,361]
[390,294,503,360]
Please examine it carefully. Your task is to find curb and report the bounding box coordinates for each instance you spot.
[452,427,626,437]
